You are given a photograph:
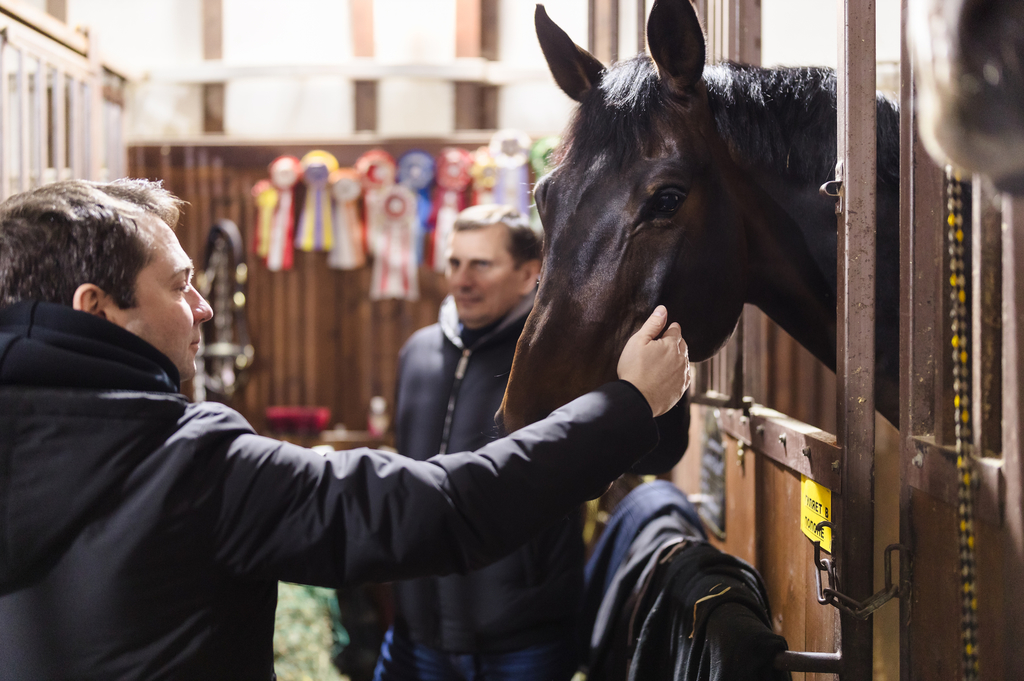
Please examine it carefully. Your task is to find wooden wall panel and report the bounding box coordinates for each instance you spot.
[722,435,758,564]
[763,321,837,435]
[757,458,809,664]
[673,407,757,564]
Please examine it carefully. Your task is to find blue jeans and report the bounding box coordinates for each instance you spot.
[372,626,578,681]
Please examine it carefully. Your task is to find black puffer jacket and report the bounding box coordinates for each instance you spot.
[0,301,659,680]
[391,292,585,654]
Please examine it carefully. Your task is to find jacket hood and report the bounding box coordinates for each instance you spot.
[0,301,187,593]
[0,301,180,393]
[438,288,536,351]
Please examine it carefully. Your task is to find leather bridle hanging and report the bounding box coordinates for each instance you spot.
[195,218,254,402]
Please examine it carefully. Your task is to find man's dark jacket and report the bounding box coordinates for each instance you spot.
[392,292,582,654]
[0,301,659,680]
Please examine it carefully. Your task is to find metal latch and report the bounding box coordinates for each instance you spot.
[811,520,909,620]
[819,161,845,215]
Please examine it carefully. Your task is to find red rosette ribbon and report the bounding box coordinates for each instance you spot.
[264,155,301,271]
[428,147,473,271]
[355,150,397,260]
[371,184,419,300]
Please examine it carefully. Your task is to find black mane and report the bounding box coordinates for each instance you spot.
[558,56,671,169]
[560,56,901,188]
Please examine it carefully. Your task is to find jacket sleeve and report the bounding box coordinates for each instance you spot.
[210,381,658,587]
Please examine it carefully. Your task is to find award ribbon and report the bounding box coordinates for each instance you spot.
[296,150,340,252]
[251,179,277,259]
[370,184,420,301]
[327,167,366,270]
[265,155,301,271]
[356,149,397,261]
[470,146,498,206]
[429,147,473,271]
[397,150,436,265]
[490,129,533,214]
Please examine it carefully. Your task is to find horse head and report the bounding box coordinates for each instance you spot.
[500,0,748,433]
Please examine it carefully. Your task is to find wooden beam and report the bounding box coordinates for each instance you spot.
[455,0,480,59]
[202,0,222,61]
[44,0,64,23]
[351,0,374,58]
[353,80,377,133]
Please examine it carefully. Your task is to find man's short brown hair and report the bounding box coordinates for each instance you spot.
[453,204,542,265]
[0,179,184,309]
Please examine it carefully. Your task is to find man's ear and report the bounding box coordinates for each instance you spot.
[518,259,542,296]
[72,283,114,319]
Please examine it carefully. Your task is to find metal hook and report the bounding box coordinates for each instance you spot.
[810,521,909,620]
[819,179,843,198]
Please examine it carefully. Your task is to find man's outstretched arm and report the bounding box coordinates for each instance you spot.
[210,307,692,586]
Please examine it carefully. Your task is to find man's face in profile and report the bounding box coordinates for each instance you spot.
[104,215,213,380]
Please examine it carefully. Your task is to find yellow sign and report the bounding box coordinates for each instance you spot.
[800,475,832,553]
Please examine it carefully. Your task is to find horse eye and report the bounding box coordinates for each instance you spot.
[652,189,686,217]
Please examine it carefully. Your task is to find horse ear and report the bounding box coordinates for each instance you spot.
[647,0,706,96]
[536,4,604,102]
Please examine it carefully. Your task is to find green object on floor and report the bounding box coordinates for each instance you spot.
[274,582,347,681]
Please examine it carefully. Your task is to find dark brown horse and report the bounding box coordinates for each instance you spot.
[499,0,902,434]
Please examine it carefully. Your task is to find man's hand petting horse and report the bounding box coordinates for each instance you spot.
[616,305,690,417]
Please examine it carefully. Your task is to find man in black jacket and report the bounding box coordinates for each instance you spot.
[375,205,579,681]
[0,180,690,680]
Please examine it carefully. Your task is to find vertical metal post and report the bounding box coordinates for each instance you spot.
[898,1,943,676]
[636,0,646,54]
[52,68,64,181]
[0,31,9,200]
[33,57,44,187]
[835,0,876,677]
[971,176,1002,456]
[67,76,79,179]
[1000,196,1024,676]
[17,47,27,193]
[82,81,92,180]
[87,34,103,180]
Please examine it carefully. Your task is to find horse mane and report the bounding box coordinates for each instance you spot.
[704,64,900,187]
[559,56,900,188]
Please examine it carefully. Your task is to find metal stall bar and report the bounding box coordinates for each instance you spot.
[82,80,91,179]
[0,10,121,187]
[1001,196,1024,676]
[971,176,1001,460]
[898,0,940,673]
[33,54,44,187]
[52,67,64,181]
[0,30,9,200]
[16,45,26,193]
[86,40,102,181]
[67,75,79,179]
[834,0,877,676]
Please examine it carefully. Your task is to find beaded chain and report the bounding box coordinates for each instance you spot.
[946,165,978,681]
